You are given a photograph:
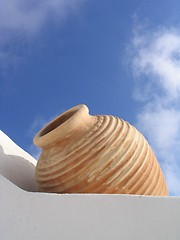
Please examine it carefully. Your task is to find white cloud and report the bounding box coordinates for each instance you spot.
[130,26,180,195]
[0,0,85,34]
[137,106,180,153]
[132,28,180,101]
[0,0,86,74]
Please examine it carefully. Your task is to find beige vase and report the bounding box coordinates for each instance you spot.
[34,104,168,196]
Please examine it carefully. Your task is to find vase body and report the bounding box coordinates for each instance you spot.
[34,104,168,196]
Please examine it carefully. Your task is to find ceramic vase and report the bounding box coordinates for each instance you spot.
[34,104,168,196]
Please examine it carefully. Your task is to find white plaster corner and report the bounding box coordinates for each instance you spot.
[0,130,37,191]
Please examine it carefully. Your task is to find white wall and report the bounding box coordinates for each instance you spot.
[1,131,180,240]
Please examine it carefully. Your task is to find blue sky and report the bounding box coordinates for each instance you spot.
[1,0,180,195]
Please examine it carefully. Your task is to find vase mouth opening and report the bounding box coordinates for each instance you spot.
[33,104,89,147]
[40,105,85,137]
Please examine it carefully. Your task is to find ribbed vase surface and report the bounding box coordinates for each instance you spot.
[34,104,168,196]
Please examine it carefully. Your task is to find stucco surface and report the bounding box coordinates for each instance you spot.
[0,131,180,240]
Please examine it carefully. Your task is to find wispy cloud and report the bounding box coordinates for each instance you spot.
[28,115,48,137]
[28,115,48,159]
[0,0,85,34]
[0,0,86,74]
[129,26,180,195]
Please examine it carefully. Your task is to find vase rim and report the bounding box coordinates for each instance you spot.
[33,104,89,147]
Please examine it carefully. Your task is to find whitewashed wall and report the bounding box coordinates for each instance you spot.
[0,131,180,240]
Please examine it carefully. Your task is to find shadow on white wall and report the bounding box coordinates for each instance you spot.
[0,146,36,191]
[0,130,36,191]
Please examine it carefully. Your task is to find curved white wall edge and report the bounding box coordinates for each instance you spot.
[0,130,36,191]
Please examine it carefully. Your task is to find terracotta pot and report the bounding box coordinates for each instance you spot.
[34,104,168,196]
